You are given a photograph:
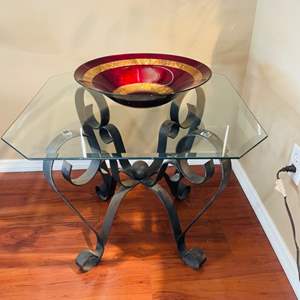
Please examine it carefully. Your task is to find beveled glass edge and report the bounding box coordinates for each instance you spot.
[1,134,267,161]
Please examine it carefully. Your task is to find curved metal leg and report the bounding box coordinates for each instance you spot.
[43,159,99,238]
[76,181,136,272]
[147,159,231,269]
[149,184,206,269]
[43,152,135,272]
[179,159,231,240]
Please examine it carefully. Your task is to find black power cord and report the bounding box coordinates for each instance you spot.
[276,165,297,180]
[276,164,299,280]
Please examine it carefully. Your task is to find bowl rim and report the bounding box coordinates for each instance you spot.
[74,52,212,97]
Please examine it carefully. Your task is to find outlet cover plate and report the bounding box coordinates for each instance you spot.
[289,143,300,185]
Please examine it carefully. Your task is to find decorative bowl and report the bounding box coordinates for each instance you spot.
[74,53,212,108]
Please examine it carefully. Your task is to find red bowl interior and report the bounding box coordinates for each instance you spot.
[75,53,211,95]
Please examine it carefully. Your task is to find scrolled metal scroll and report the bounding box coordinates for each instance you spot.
[75,87,117,198]
[157,87,207,197]
[170,87,206,130]
[75,87,109,129]
[43,130,99,237]
[173,127,232,241]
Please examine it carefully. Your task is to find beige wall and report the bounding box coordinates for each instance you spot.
[241,0,300,264]
[0,0,257,158]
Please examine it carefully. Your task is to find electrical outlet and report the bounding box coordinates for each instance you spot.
[289,144,300,185]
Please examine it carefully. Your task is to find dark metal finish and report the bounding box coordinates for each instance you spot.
[42,86,232,272]
[76,180,137,272]
[149,183,207,269]
[164,170,191,201]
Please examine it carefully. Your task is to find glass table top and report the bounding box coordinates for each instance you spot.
[1,73,267,160]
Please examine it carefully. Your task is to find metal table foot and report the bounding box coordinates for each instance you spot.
[75,181,136,272]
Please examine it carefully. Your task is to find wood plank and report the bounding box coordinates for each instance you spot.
[0,168,295,299]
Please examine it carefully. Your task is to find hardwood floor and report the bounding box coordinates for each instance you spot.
[0,167,296,299]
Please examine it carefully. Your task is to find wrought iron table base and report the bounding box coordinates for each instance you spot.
[42,86,232,271]
[43,157,231,272]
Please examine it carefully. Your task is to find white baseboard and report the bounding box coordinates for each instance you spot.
[0,159,298,297]
[0,159,218,173]
[232,160,300,299]
[0,159,91,172]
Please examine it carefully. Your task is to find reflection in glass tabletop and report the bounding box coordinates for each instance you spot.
[1,73,266,160]
[1,72,267,272]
